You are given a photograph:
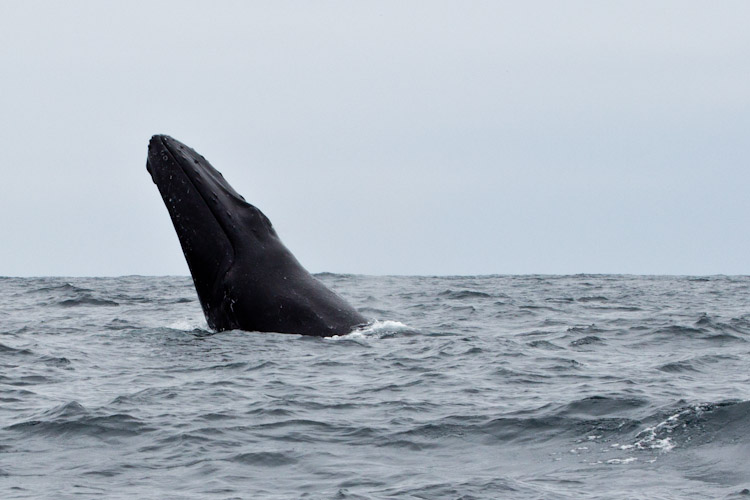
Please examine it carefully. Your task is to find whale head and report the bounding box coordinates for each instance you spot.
[146,134,284,329]
[146,134,366,336]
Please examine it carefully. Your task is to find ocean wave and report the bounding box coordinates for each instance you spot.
[26,283,93,295]
[373,399,750,454]
[569,335,604,346]
[577,295,609,302]
[658,354,739,374]
[556,396,649,418]
[7,401,152,439]
[57,297,119,307]
[651,322,746,344]
[21,281,121,308]
[638,400,750,449]
[0,342,33,356]
[437,289,492,299]
[230,451,299,466]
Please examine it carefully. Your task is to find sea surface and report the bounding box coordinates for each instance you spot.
[1,274,750,499]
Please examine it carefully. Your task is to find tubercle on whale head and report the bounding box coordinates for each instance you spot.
[148,135,252,206]
[151,135,283,250]
[146,134,185,185]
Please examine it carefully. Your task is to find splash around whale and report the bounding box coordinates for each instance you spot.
[146,135,368,337]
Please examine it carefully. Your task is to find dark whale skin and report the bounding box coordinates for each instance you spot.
[147,134,367,336]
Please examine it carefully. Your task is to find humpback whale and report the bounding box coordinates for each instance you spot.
[146,135,367,336]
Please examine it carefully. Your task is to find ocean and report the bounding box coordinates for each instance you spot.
[1,274,749,499]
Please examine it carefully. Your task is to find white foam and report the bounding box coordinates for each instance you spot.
[632,404,708,452]
[167,317,209,331]
[326,320,414,340]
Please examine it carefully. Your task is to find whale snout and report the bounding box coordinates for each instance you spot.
[146,134,172,183]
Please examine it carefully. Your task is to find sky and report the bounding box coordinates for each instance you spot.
[1,1,748,276]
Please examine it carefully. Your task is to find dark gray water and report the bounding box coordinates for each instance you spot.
[2,274,750,499]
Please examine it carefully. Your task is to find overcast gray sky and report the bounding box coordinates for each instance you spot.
[1,1,748,276]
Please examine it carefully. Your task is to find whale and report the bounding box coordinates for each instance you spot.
[146,135,367,336]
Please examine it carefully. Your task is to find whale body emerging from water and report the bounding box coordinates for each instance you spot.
[146,135,367,336]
